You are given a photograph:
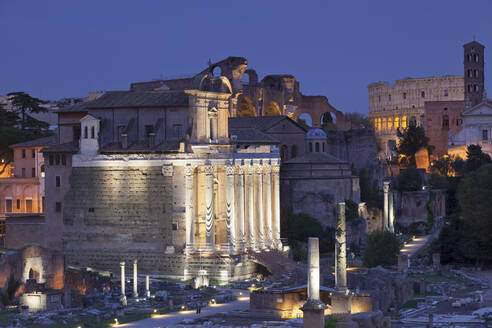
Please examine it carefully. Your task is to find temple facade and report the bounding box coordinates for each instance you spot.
[43,73,281,281]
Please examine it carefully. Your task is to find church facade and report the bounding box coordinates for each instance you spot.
[44,74,281,280]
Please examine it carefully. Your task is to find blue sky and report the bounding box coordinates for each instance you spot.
[0,0,491,114]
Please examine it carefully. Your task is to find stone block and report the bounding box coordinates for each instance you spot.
[331,295,351,315]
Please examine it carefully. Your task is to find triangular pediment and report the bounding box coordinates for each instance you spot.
[80,114,100,122]
[463,102,492,116]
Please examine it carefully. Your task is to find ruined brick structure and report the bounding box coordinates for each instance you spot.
[130,56,348,130]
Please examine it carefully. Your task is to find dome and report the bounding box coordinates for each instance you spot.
[306,128,327,140]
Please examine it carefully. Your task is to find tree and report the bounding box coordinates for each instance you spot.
[0,274,20,306]
[363,231,400,267]
[7,92,49,130]
[265,101,281,116]
[396,121,429,167]
[431,154,464,177]
[456,164,492,265]
[344,112,371,130]
[397,167,423,191]
[237,96,257,117]
[464,144,491,173]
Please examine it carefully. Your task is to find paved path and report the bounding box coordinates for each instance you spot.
[468,270,492,305]
[118,291,250,328]
[400,235,430,258]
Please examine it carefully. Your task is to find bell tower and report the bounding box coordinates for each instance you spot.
[463,40,485,107]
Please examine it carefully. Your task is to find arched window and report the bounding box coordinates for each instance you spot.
[394,117,400,129]
[382,118,387,131]
[474,84,479,93]
[280,145,288,161]
[84,126,88,139]
[309,142,313,152]
[291,145,297,158]
[315,142,320,152]
[474,69,479,78]
[402,116,407,129]
[442,115,449,129]
[421,91,425,98]
[55,154,60,165]
[322,143,325,152]
[387,117,393,131]
[212,66,222,77]
[377,118,381,131]
[91,126,95,139]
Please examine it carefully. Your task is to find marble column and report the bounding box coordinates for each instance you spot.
[246,165,256,250]
[272,165,281,249]
[301,237,326,328]
[205,165,215,250]
[264,165,273,249]
[389,190,394,233]
[133,259,138,298]
[145,275,150,298]
[255,164,265,249]
[383,180,390,231]
[184,165,195,253]
[226,164,236,252]
[120,262,126,295]
[236,165,245,250]
[335,202,347,293]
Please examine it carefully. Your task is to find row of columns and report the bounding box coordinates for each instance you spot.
[383,180,395,232]
[184,162,281,254]
[120,260,151,300]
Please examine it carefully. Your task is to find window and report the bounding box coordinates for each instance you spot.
[402,116,407,129]
[456,119,463,126]
[322,143,325,152]
[421,91,425,98]
[25,199,32,213]
[474,54,479,62]
[16,199,20,210]
[73,126,81,141]
[280,145,288,160]
[49,155,54,166]
[474,84,479,93]
[91,126,95,139]
[22,149,26,158]
[5,199,12,213]
[482,130,488,141]
[173,124,183,138]
[21,168,26,177]
[56,176,60,187]
[31,149,35,158]
[468,85,472,93]
[442,115,449,129]
[444,90,448,96]
[315,142,320,152]
[84,126,88,139]
[388,117,393,130]
[468,69,473,77]
[309,142,313,152]
[394,117,400,129]
[88,208,95,213]
[31,168,35,177]
[403,93,407,99]
[388,94,391,101]
[42,197,45,213]
[475,70,479,78]
[172,223,178,231]
[56,154,60,165]
[145,125,153,137]
[61,154,66,166]
[378,96,381,102]
[444,107,448,111]
[55,202,62,213]
[467,54,472,62]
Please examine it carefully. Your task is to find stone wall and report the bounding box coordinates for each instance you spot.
[62,166,174,274]
[325,129,378,170]
[5,215,45,249]
[398,190,446,226]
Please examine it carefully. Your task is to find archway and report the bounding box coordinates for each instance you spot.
[298,113,313,128]
[265,101,281,116]
[237,96,257,117]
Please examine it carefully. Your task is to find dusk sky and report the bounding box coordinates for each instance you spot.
[1,0,491,115]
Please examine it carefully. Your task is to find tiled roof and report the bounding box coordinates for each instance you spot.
[58,90,189,112]
[284,152,345,164]
[229,116,306,132]
[100,140,181,153]
[9,135,57,148]
[229,128,279,144]
[41,141,79,153]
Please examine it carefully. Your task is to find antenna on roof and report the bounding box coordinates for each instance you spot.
[207,58,213,67]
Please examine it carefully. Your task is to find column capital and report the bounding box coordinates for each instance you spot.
[133,259,137,265]
[236,165,244,175]
[120,262,126,267]
[272,164,280,174]
[162,164,173,177]
[184,164,195,176]
[226,165,235,176]
[264,165,271,174]
[204,165,214,176]
[383,180,390,191]
[254,164,263,174]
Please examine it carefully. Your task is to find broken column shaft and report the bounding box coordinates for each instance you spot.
[335,202,347,292]
[120,262,125,296]
[133,259,138,298]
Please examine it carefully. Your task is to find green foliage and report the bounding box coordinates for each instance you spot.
[0,274,20,306]
[431,155,464,177]
[7,92,48,130]
[291,242,307,262]
[280,207,335,254]
[396,121,429,167]
[397,167,423,191]
[429,173,448,190]
[425,197,435,234]
[363,230,400,267]
[325,316,338,328]
[464,144,491,173]
[344,199,359,221]
[344,112,371,130]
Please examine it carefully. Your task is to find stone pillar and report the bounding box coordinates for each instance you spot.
[301,237,326,328]
[226,164,236,252]
[383,180,390,231]
[389,190,394,233]
[120,262,126,295]
[236,165,245,250]
[133,259,138,298]
[398,254,409,272]
[184,165,195,253]
[145,275,150,298]
[432,253,441,271]
[255,164,265,249]
[272,164,281,249]
[246,165,256,250]
[205,165,215,250]
[335,202,347,293]
[264,165,273,249]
